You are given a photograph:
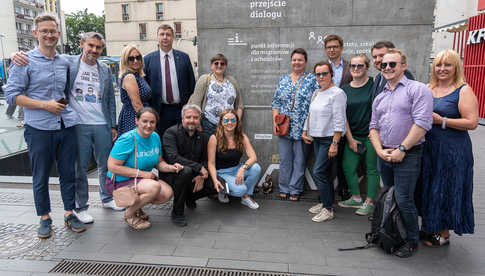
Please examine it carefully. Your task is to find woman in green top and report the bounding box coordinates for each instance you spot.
[338,54,380,216]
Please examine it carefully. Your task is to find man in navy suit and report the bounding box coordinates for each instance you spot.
[144,24,196,135]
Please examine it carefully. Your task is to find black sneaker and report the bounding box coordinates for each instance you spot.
[171,212,187,227]
[185,200,197,210]
[64,214,87,233]
[38,217,53,239]
[394,242,417,258]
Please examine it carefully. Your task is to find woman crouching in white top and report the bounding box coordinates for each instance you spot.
[302,60,347,223]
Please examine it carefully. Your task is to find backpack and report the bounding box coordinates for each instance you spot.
[339,186,407,254]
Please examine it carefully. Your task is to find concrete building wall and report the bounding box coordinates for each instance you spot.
[104,0,197,74]
[197,0,436,169]
[432,0,479,56]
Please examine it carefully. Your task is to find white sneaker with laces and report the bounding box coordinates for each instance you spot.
[73,210,94,224]
[308,203,323,214]
[241,196,259,209]
[102,200,125,211]
[311,208,335,222]
[218,191,230,203]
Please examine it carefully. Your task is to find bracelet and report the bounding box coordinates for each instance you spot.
[442,117,447,129]
[243,163,250,170]
[135,169,140,178]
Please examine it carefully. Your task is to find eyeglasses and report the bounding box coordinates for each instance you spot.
[37,29,58,35]
[315,72,330,78]
[128,55,142,62]
[223,117,237,124]
[213,61,226,66]
[350,64,365,70]
[380,62,401,69]
[325,45,340,50]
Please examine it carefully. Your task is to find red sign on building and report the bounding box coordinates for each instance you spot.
[463,13,485,118]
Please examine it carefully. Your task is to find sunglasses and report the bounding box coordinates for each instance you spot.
[380,62,400,69]
[315,72,330,78]
[128,55,142,62]
[223,117,237,124]
[213,61,226,66]
[350,64,365,69]
[325,45,340,50]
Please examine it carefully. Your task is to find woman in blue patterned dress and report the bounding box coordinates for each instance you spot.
[421,50,478,247]
[272,48,319,201]
[118,45,153,136]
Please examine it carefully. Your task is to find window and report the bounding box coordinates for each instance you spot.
[16,22,22,31]
[26,24,32,32]
[139,23,147,40]
[122,4,129,21]
[174,22,182,38]
[155,3,163,20]
[15,7,22,14]
[33,11,37,18]
[24,8,30,16]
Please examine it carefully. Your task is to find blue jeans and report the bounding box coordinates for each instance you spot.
[377,147,423,244]
[217,163,261,197]
[201,116,217,138]
[278,136,308,195]
[75,124,113,211]
[24,124,77,216]
[312,137,334,209]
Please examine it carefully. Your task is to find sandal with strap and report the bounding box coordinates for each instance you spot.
[289,194,300,201]
[263,175,273,194]
[124,216,151,230]
[135,209,149,221]
[279,193,288,200]
[423,233,450,247]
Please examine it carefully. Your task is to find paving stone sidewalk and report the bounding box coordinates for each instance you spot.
[1,126,485,276]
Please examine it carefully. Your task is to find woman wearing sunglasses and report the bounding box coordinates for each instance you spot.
[302,61,346,222]
[421,50,478,247]
[207,109,261,209]
[337,54,380,216]
[188,53,244,137]
[118,45,152,136]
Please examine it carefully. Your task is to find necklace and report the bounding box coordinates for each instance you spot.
[214,74,224,82]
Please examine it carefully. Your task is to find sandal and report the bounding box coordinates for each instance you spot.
[135,209,149,221]
[263,175,273,194]
[124,216,151,230]
[423,233,450,247]
[289,194,300,201]
[279,193,288,200]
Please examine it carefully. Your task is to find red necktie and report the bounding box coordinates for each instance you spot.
[165,54,173,104]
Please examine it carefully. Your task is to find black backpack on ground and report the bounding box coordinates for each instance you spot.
[339,186,407,254]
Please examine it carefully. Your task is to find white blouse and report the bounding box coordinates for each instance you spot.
[303,86,347,138]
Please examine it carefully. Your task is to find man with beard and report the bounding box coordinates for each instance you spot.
[161,104,218,226]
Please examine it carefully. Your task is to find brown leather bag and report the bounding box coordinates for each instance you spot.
[112,135,140,207]
[274,73,308,136]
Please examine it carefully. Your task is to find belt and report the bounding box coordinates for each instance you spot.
[383,144,422,153]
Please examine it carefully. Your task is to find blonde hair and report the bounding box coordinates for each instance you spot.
[429,49,466,89]
[350,53,370,68]
[119,45,145,77]
[34,14,59,29]
[385,48,407,64]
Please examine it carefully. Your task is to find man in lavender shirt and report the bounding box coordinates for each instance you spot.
[369,49,433,258]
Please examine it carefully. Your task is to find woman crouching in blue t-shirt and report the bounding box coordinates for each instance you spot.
[107,107,182,230]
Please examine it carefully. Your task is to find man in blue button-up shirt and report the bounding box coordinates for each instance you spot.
[5,14,86,238]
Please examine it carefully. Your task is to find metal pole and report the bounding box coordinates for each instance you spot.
[0,34,6,79]
[56,0,64,53]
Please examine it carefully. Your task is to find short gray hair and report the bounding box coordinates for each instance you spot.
[181,104,202,118]
[80,32,105,47]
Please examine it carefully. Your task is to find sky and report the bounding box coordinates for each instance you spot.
[60,0,105,16]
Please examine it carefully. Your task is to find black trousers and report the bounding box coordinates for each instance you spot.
[157,104,182,137]
[160,167,218,216]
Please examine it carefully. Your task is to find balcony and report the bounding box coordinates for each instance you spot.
[139,33,147,41]
[156,12,163,20]
[122,13,129,21]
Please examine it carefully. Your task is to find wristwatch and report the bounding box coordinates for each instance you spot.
[331,141,339,146]
[398,145,406,152]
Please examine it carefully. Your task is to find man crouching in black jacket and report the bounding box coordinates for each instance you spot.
[161,104,219,226]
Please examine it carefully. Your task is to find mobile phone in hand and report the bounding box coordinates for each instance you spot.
[57,98,68,105]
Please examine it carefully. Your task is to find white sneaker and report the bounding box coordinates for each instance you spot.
[102,200,125,211]
[308,203,323,214]
[311,208,335,222]
[73,210,94,224]
[218,191,229,203]
[241,196,259,209]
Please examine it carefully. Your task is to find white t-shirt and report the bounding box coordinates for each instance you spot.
[70,61,107,125]
[303,86,347,138]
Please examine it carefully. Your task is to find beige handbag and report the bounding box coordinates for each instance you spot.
[112,135,140,207]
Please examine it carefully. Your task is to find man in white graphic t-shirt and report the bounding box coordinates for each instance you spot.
[12,32,123,222]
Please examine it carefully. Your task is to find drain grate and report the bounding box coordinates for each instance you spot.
[50,260,329,276]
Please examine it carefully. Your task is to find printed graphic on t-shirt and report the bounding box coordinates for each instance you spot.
[84,86,97,103]
[75,88,83,101]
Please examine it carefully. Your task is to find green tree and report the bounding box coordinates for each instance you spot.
[65,9,105,55]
